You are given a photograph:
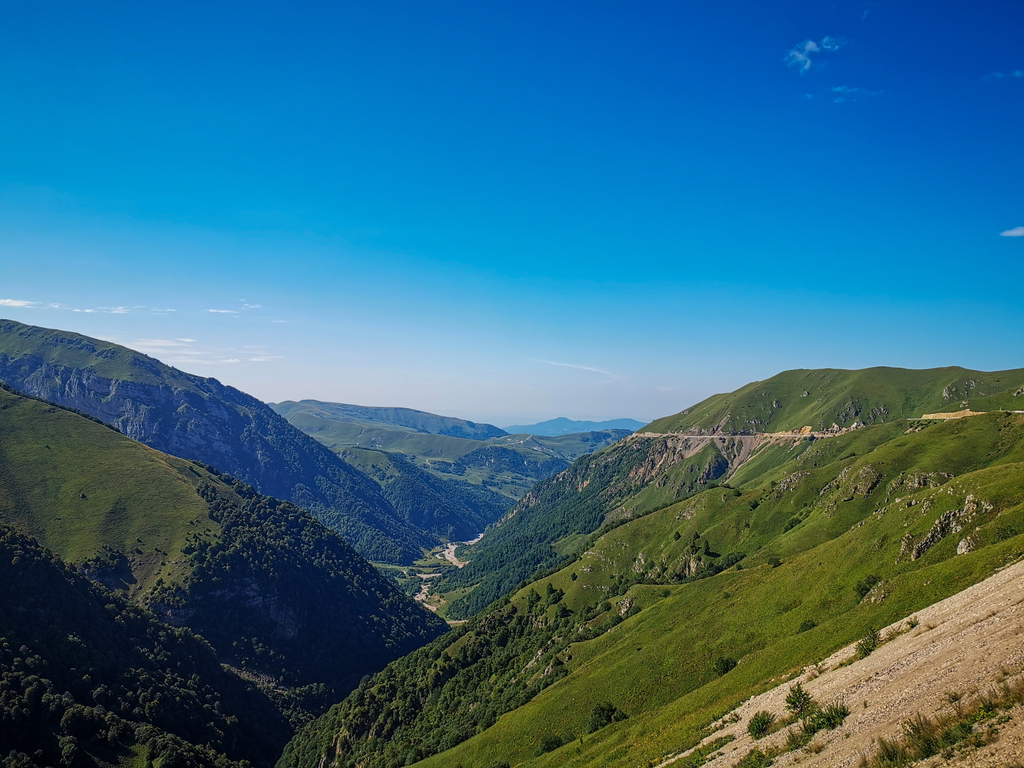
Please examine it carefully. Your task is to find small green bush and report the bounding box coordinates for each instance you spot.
[797,619,817,633]
[587,701,627,733]
[536,734,563,755]
[785,683,814,716]
[748,710,776,739]
[713,656,737,676]
[734,747,773,767]
[857,628,880,659]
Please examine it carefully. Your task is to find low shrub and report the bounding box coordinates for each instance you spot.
[713,656,737,676]
[748,710,776,739]
[857,628,880,659]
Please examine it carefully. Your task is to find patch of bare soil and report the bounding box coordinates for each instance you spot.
[659,557,1024,768]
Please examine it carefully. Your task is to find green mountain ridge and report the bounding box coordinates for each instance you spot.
[0,384,446,733]
[0,320,449,563]
[280,409,1024,768]
[439,365,1024,617]
[646,366,1024,434]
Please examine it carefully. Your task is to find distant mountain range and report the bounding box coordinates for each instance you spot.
[272,400,508,440]
[503,416,646,436]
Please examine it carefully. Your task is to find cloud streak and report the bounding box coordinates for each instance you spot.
[832,85,884,102]
[0,299,39,307]
[785,36,843,73]
[985,70,1024,81]
[535,359,624,384]
[1000,226,1024,237]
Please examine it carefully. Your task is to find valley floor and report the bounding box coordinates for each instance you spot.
[664,557,1024,768]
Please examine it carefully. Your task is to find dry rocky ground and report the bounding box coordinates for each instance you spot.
[659,557,1024,768]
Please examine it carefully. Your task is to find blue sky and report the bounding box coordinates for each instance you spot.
[1,1,1021,424]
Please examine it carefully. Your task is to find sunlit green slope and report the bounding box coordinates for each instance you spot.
[646,366,1024,434]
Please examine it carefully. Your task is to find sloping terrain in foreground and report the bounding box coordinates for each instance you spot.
[663,557,1024,768]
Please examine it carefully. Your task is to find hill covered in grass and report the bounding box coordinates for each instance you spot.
[645,366,1024,434]
[0,385,446,727]
[0,319,436,563]
[280,410,1024,768]
[0,523,291,768]
[436,365,1024,618]
[271,400,508,440]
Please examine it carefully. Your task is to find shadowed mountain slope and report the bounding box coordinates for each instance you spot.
[0,384,447,727]
[0,524,292,768]
[0,319,433,563]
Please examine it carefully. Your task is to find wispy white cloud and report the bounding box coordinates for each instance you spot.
[132,339,194,349]
[1000,226,1024,237]
[832,85,884,102]
[208,309,238,314]
[248,355,284,362]
[985,70,1024,81]
[271,319,289,324]
[785,36,843,73]
[537,360,612,375]
[0,298,39,307]
[534,360,624,384]
[242,303,262,310]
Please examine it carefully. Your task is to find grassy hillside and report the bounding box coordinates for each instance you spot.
[0,319,434,563]
[0,385,446,727]
[0,524,291,768]
[646,366,1024,434]
[437,434,745,618]
[272,400,507,440]
[280,412,1024,768]
[437,366,1024,619]
[0,385,212,594]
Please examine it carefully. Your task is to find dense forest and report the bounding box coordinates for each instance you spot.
[0,524,291,768]
[149,471,448,722]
